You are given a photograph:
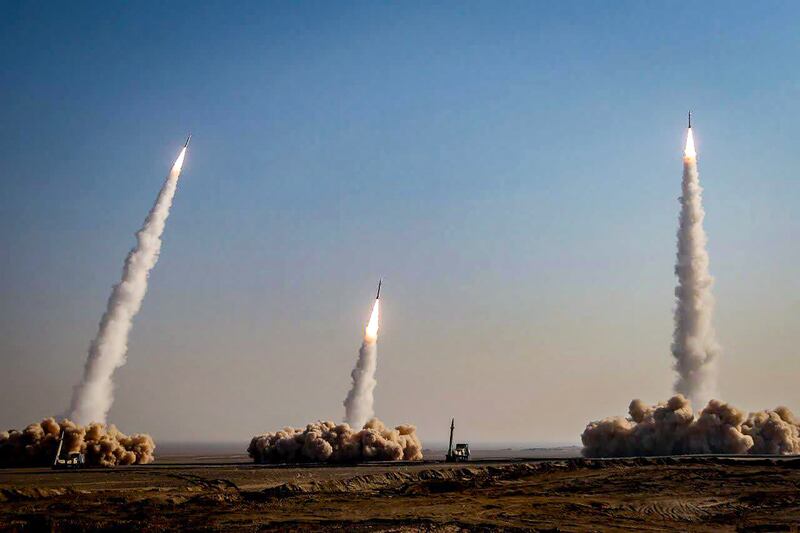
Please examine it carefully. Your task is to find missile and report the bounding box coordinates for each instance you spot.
[184,133,192,148]
[375,279,382,300]
[688,111,691,129]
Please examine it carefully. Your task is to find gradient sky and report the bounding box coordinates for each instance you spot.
[1,1,799,445]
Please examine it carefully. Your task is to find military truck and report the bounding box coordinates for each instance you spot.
[52,430,85,469]
[445,418,470,462]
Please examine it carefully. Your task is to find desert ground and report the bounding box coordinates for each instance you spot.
[2,451,800,531]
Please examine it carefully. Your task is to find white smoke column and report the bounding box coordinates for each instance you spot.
[671,125,720,408]
[68,144,188,425]
[344,297,380,429]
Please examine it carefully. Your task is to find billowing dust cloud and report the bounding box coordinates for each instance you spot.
[582,395,800,457]
[68,144,188,425]
[0,418,155,467]
[343,295,380,429]
[672,126,720,407]
[252,284,423,464]
[248,418,423,464]
[581,121,796,457]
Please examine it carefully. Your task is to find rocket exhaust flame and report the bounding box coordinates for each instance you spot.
[684,127,696,159]
[67,139,189,425]
[249,279,423,464]
[365,299,380,342]
[672,119,719,408]
[344,282,381,429]
[580,116,741,458]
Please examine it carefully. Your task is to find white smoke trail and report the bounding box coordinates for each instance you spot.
[68,144,188,425]
[671,127,720,408]
[344,298,380,429]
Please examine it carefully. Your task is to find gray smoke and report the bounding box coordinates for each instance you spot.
[68,146,188,425]
[343,298,380,429]
[248,418,423,464]
[581,395,800,457]
[672,128,720,408]
[0,418,155,467]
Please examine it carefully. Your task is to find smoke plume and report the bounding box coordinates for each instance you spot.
[672,127,720,408]
[0,418,155,467]
[343,297,380,429]
[248,418,423,464]
[581,395,800,457]
[68,145,188,425]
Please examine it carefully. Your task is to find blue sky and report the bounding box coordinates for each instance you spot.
[1,1,799,443]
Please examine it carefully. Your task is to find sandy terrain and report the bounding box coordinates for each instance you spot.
[2,456,800,531]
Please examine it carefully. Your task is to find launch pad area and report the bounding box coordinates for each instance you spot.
[2,455,800,530]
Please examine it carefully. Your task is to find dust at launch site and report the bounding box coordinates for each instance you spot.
[3,4,800,531]
[2,116,799,531]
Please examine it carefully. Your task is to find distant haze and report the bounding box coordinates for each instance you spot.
[1,2,799,444]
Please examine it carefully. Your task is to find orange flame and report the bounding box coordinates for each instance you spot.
[684,128,696,159]
[171,147,187,175]
[365,299,380,342]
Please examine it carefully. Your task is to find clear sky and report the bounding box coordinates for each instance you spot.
[1,1,799,445]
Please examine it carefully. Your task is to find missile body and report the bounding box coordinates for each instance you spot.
[375,279,382,300]
[184,133,192,148]
[688,111,691,129]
